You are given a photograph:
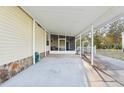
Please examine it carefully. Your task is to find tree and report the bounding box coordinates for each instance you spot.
[94,30,103,49]
[94,18,124,49]
[108,20,124,49]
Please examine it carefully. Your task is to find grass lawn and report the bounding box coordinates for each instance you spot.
[96,49,124,61]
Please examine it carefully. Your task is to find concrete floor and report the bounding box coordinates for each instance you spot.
[1,54,123,87]
[0,54,88,87]
[83,60,122,87]
[83,54,124,87]
[94,54,124,86]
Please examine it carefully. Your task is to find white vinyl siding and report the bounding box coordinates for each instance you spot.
[35,23,45,53]
[0,6,33,65]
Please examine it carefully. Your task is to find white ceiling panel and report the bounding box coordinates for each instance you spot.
[22,6,124,36]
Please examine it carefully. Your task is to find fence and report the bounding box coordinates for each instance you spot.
[76,46,96,55]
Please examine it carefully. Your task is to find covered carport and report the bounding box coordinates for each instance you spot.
[21,6,124,87]
[22,6,124,56]
[0,6,124,87]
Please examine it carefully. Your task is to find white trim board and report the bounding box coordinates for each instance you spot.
[50,51,76,54]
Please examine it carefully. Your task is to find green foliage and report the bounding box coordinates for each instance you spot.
[94,19,124,49]
[94,31,102,49]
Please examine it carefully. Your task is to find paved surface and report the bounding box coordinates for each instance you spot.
[94,54,124,86]
[1,54,123,87]
[83,60,122,87]
[94,54,124,70]
[0,54,88,87]
[83,54,124,87]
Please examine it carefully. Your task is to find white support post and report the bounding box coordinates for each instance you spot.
[32,19,35,64]
[65,36,66,51]
[91,24,94,65]
[58,35,59,51]
[80,34,82,57]
[45,31,47,56]
[49,33,51,52]
[82,41,84,54]
[122,32,124,52]
[75,37,76,53]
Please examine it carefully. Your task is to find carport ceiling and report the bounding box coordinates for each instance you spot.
[22,6,124,36]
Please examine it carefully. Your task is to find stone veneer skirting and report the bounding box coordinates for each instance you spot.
[40,51,49,59]
[0,56,33,84]
[40,52,45,58]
